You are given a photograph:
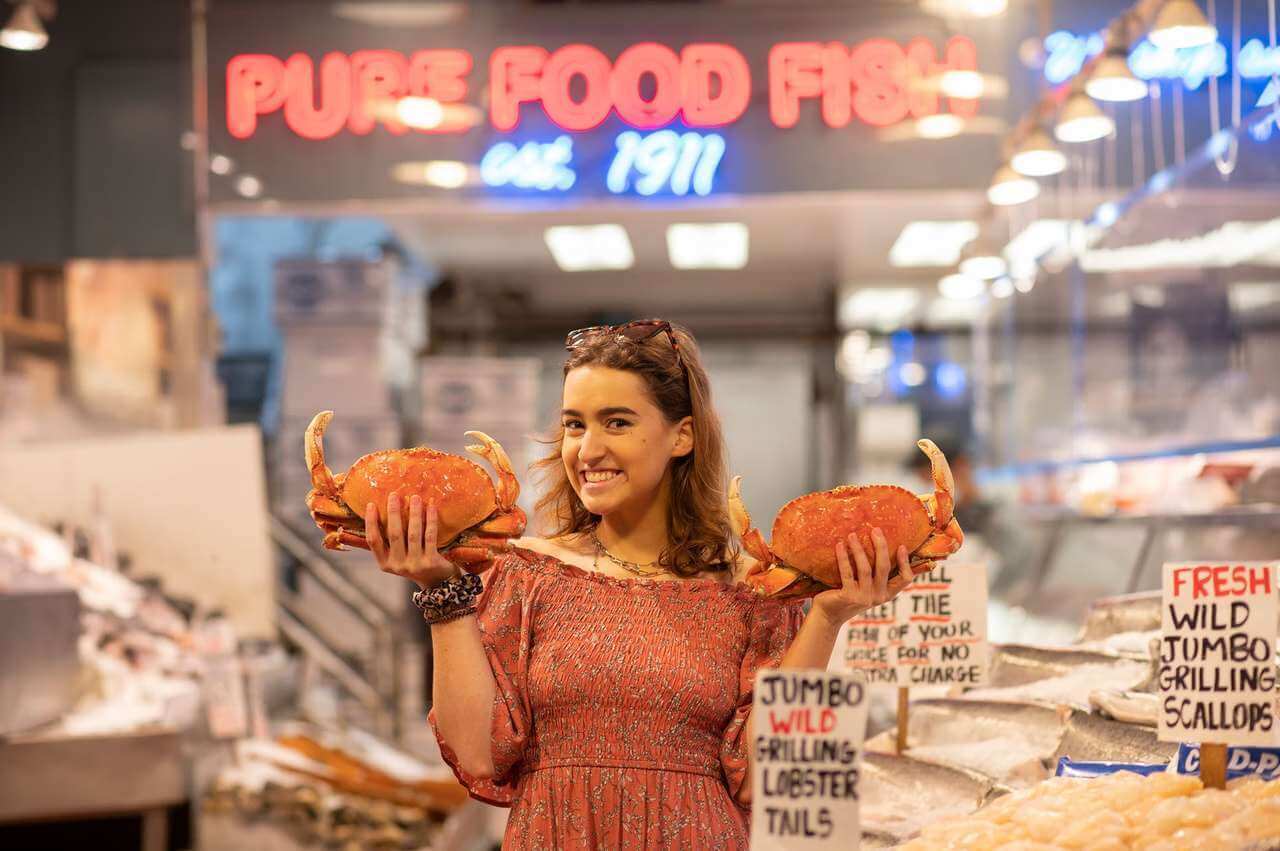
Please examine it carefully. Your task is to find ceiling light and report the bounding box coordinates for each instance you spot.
[938,273,987,299]
[1010,127,1067,176]
[965,0,1008,16]
[1055,92,1115,142]
[332,2,466,26]
[991,276,1015,298]
[390,160,475,188]
[899,362,928,387]
[1013,275,1036,293]
[889,220,979,267]
[916,113,964,139]
[1086,52,1148,102]
[544,225,635,272]
[235,175,262,198]
[939,70,986,99]
[396,97,444,130]
[1080,218,1280,272]
[209,154,234,175]
[838,288,922,330]
[1004,219,1075,278]
[1148,0,1217,50]
[666,223,749,270]
[959,245,1008,279]
[920,0,1008,20]
[987,165,1040,206]
[926,296,985,326]
[1,4,47,51]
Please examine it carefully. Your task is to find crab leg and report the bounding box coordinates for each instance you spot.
[305,411,343,503]
[728,476,774,567]
[464,431,521,510]
[915,439,956,530]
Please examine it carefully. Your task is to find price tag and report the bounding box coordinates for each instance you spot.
[1158,562,1278,746]
[836,563,988,687]
[750,669,868,849]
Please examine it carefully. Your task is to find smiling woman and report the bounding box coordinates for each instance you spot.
[363,319,924,850]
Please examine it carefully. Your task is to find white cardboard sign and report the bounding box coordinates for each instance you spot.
[838,563,988,688]
[750,669,868,849]
[1158,562,1278,746]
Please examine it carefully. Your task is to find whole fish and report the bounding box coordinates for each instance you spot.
[1053,708,1179,765]
[859,750,1002,842]
[1076,591,1161,642]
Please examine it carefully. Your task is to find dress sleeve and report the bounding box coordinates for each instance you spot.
[719,597,806,805]
[428,552,536,807]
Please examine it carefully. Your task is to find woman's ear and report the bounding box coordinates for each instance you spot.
[671,416,694,458]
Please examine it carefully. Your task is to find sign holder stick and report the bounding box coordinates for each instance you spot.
[896,687,909,754]
[1200,742,1227,789]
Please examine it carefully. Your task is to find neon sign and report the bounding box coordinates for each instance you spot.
[480,136,576,190]
[226,36,978,140]
[1043,30,1280,90]
[606,131,725,196]
[479,130,727,196]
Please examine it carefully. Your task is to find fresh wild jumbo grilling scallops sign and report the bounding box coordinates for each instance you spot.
[1159,562,1279,746]
[751,670,869,848]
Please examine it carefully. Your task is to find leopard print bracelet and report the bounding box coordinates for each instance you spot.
[412,572,483,624]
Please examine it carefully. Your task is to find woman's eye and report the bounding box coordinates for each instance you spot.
[562,420,584,431]
[606,418,630,429]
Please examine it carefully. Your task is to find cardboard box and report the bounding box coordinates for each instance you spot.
[277,416,402,482]
[274,259,388,325]
[421,356,541,435]
[279,325,391,417]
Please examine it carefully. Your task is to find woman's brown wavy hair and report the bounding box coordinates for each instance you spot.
[532,321,737,577]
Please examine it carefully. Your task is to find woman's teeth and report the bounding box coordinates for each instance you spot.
[583,470,620,483]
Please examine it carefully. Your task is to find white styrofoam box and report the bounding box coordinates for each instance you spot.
[280,324,392,417]
[274,259,389,325]
[421,356,541,435]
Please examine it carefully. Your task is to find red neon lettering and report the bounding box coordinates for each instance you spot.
[680,43,750,127]
[348,50,408,135]
[282,53,350,141]
[906,37,941,118]
[541,44,613,131]
[490,46,547,131]
[611,43,681,129]
[769,42,823,128]
[821,42,852,127]
[408,49,471,102]
[849,38,908,127]
[226,54,286,139]
[944,36,979,118]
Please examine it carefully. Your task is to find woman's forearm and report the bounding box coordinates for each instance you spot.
[736,608,844,805]
[430,615,499,779]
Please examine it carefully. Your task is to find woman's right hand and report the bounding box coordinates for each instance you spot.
[365,494,460,590]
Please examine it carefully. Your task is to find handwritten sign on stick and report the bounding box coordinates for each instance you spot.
[1159,562,1278,747]
[835,564,988,688]
[751,670,869,849]
[897,562,988,687]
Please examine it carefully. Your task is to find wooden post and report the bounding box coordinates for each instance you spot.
[1199,743,1227,790]
[896,687,909,754]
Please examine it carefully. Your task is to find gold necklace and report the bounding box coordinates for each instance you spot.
[590,527,667,578]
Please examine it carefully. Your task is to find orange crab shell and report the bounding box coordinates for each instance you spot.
[770,485,940,589]
[340,448,499,548]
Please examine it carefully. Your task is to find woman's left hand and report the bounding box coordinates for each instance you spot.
[810,528,920,627]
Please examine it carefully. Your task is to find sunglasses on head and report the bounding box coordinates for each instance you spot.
[565,319,687,377]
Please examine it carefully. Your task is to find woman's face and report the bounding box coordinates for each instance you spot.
[560,365,692,520]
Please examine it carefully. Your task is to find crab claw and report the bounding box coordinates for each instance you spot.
[305,411,342,501]
[464,431,520,510]
[915,438,955,530]
[729,476,774,568]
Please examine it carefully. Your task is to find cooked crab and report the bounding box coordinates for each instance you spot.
[303,411,526,568]
[731,439,964,599]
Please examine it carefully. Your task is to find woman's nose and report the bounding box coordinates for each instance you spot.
[577,428,606,463]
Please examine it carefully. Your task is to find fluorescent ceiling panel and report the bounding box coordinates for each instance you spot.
[666,223,749,270]
[544,225,635,272]
[889,221,979,267]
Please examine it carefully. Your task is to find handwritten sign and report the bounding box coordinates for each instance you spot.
[751,669,868,849]
[1158,562,1278,746]
[837,563,988,687]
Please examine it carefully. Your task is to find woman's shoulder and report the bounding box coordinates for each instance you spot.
[506,534,596,571]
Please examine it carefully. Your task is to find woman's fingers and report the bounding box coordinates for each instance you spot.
[871,528,890,596]
[407,495,424,561]
[835,540,855,591]
[425,499,439,555]
[886,548,916,595]
[365,502,388,565]
[848,533,871,587]
[386,494,406,564]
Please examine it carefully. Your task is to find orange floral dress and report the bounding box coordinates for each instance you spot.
[429,546,806,850]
